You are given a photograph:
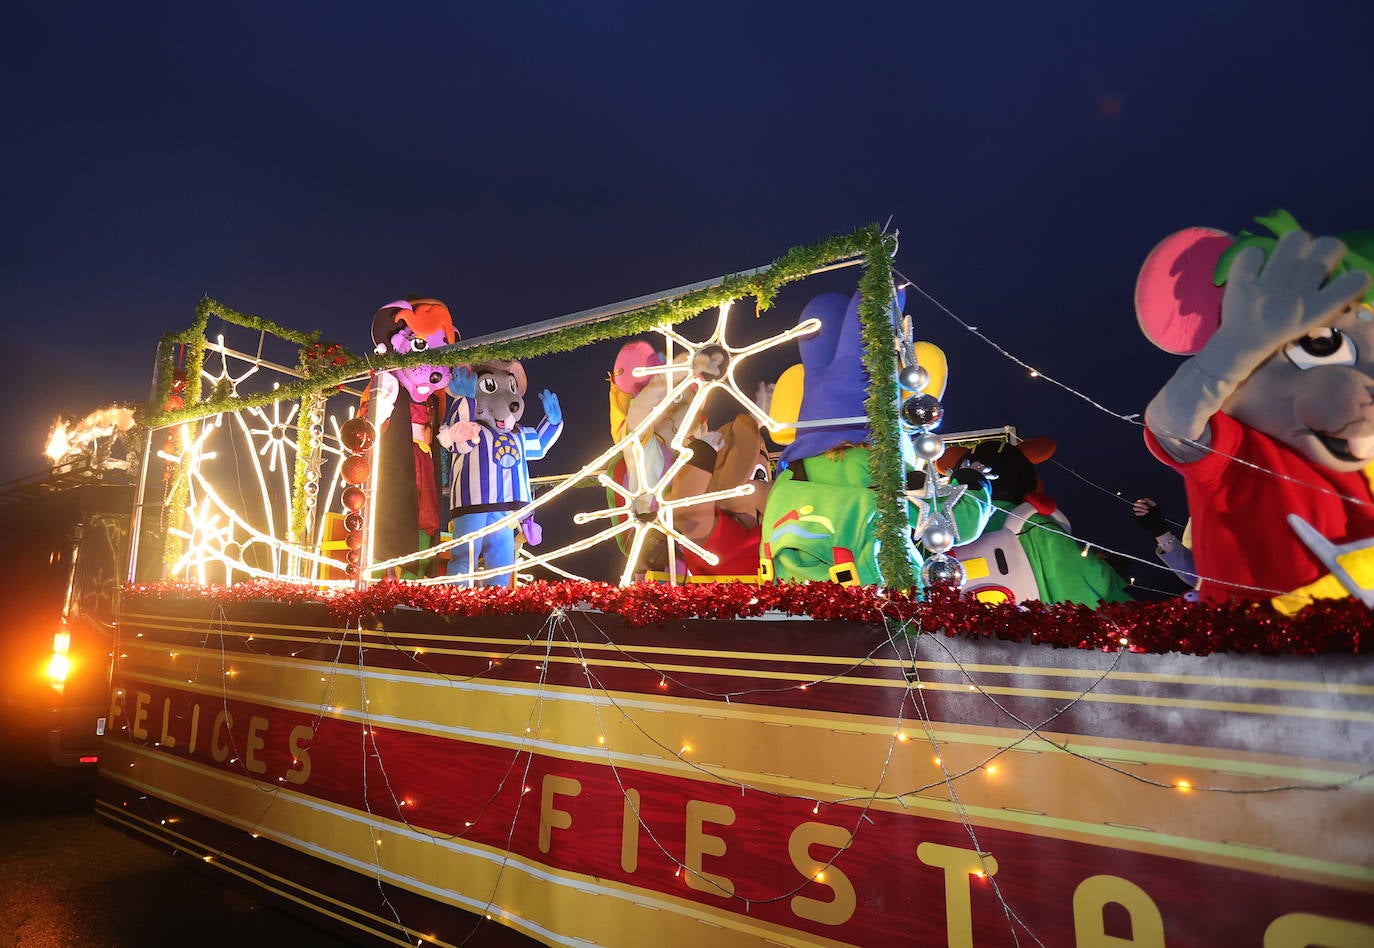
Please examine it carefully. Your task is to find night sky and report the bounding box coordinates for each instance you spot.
[5,2,1372,586]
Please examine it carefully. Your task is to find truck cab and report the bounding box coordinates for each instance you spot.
[0,458,132,766]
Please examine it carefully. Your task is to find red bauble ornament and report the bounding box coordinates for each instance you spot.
[346,548,361,565]
[345,530,364,551]
[341,417,375,453]
[164,393,184,412]
[341,455,371,485]
[343,512,364,532]
[341,486,366,511]
[171,369,188,395]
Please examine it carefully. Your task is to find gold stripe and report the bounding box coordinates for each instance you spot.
[118,634,1374,725]
[115,641,1371,789]
[121,612,1374,696]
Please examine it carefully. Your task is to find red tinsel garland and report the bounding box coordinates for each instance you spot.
[121,579,1368,657]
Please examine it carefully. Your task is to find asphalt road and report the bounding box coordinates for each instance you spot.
[0,718,354,948]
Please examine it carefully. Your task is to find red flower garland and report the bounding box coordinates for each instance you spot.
[122,579,1367,657]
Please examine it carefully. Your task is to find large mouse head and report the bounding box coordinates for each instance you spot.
[471,359,528,432]
[371,298,458,402]
[1136,211,1374,472]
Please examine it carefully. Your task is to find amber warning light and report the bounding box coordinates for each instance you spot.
[48,625,71,692]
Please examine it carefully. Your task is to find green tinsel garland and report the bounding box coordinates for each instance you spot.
[855,233,912,590]
[143,227,877,430]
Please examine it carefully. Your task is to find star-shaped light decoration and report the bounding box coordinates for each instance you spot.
[200,334,260,428]
[405,300,820,586]
[168,496,237,584]
[241,383,300,476]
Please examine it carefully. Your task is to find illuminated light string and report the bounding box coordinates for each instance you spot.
[898,623,1044,948]
[900,270,1374,515]
[354,621,428,943]
[990,502,1300,601]
[556,615,893,908]
[1046,457,1189,534]
[113,601,1369,948]
[898,272,1139,423]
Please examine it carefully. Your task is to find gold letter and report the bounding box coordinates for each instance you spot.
[245,716,269,774]
[788,822,856,926]
[211,709,233,763]
[1072,875,1164,947]
[285,725,314,785]
[621,788,641,873]
[538,775,582,853]
[131,691,151,740]
[685,800,736,897]
[187,704,201,755]
[1264,913,1374,948]
[158,698,177,748]
[916,842,999,948]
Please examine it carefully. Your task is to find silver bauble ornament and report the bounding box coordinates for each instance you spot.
[914,433,945,462]
[921,523,956,554]
[899,364,929,392]
[922,554,965,588]
[901,393,944,430]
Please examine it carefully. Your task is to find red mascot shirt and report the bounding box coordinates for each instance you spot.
[681,513,762,578]
[1145,412,1374,603]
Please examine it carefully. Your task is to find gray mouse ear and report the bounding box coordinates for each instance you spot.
[508,360,527,396]
[371,300,414,349]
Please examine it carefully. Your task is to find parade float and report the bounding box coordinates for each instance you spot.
[77,224,1372,946]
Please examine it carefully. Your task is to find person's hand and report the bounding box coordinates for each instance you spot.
[442,420,482,449]
[1131,497,1168,537]
[539,389,562,425]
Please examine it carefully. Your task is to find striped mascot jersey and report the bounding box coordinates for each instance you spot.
[444,395,563,514]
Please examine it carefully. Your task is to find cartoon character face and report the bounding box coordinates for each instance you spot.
[472,361,527,432]
[1226,304,1374,472]
[1136,223,1374,473]
[390,326,454,402]
[712,415,772,523]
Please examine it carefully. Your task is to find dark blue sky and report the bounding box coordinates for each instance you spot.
[4,2,1372,583]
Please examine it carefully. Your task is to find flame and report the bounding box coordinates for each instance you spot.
[44,406,136,463]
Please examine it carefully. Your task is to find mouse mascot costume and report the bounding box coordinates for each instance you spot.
[365,298,457,578]
[942,438,1132,606]
[439,359,562,587]
[761,287,991,588]
[1137,211,1374,610]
